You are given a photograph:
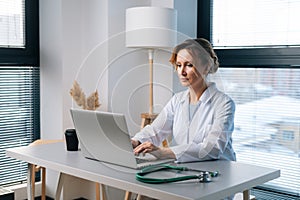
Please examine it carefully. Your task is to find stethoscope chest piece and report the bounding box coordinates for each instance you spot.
[198,171,211,183]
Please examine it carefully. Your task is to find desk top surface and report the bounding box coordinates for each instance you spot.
[6,142,280,200]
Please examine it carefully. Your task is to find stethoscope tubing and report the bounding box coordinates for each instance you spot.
[136,164,218,184]
[136,174,200,184]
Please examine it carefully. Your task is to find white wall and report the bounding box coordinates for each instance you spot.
[173,0,198,93]
[40,0,109,198]
[40,0,63,140]
[39,0,197,198]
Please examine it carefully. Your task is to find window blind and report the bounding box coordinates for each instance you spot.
[209,68,300,196]
[0,66,40,185]
[212,0,300,48]
[0,0,25,48]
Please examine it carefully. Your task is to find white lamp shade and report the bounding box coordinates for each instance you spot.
[126,7,177,48]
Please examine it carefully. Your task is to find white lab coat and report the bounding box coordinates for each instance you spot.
[133,82,236,162]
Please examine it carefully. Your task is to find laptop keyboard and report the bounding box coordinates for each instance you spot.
[136,157,153,164]
[135,154,157,164]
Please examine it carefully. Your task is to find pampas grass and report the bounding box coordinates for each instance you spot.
[86,90,101,110]
[70,81,100,110]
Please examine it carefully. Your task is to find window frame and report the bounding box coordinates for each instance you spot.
[197,0,300,67]
[0,0,39,66]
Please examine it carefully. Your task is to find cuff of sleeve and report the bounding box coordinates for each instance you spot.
[169,145,199,163]
[169,146,182,162]
[132,135,149,144]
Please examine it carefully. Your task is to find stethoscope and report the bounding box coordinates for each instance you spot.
[136,164,219,184]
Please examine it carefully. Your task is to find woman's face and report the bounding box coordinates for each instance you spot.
[176,49,205,88]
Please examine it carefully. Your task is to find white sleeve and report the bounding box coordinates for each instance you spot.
[132,99,174,146]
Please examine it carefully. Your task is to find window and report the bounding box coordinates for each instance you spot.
[0,0,39,66]
[0,0,25,47]
[0,0,39,186]
[209,67,300,195]
[212,0,300,48]
[282,130,295,141]
[198,0,300,197]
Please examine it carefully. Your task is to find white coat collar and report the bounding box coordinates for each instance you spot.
[177,82,217,105]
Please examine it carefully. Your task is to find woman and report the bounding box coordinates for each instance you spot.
[132,38,236,163]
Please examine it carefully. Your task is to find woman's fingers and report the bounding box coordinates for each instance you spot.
[134,142,157,155]
[131,139,140,148]
[133,143,146,154]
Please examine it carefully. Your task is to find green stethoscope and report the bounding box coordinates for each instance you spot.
[136,164,219,184]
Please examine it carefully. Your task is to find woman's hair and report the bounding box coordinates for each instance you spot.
[169,38,219,74]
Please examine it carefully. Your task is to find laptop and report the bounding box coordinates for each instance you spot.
[70,109,174,169]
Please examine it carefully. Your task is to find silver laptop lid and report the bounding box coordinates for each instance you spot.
[70,109,138,168]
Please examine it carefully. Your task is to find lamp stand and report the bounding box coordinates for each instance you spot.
[140,49,168,147]
[140,49,158,129]
[148,49,154,115]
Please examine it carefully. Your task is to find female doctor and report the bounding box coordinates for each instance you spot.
[131,38,236,163]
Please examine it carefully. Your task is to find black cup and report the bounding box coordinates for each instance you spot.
[65,128,78,151]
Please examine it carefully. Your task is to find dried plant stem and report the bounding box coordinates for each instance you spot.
[70,81,101,111]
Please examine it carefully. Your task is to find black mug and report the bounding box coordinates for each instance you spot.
[65,128,78,151]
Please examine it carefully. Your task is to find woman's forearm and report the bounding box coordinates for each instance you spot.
[151,147,176,160]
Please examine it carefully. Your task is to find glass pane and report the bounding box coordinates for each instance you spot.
[209,68,300,195]
[212,0,300,48]
[0,0,25,47]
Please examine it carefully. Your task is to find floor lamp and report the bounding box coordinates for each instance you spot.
[126,6,177,128]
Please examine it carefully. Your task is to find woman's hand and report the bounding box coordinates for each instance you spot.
[133,141,176,160]
[133,141,158,155]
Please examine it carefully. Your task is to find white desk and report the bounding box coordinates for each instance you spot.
[6,142,280,200]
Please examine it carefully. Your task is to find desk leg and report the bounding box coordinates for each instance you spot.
[41,167,46,200]
[96,183,100,200]
[243,190,250,200]
[124,191,132,200]
[55,172,65,200]
[27,163,34,200]
[96,183,107,200]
